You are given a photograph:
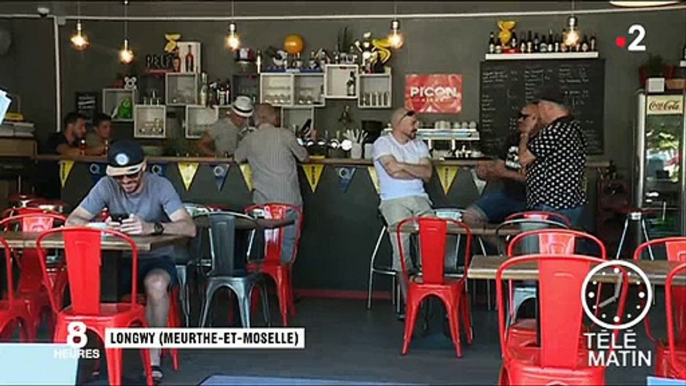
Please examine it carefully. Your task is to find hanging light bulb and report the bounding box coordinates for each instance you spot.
[70,20,89,50]
[387,19,403,49]
[119,38,134,64]
[226,22,240,50]
[563,15,581,47]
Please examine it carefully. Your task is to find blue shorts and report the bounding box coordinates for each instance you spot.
[120,256,179,295]
[470,190,526,224]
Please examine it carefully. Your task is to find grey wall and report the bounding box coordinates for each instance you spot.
[0,3,685,173]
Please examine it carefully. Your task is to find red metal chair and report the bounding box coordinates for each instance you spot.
[665,262,686,380]
[396,217,472,357]
[36,227,153,386]
[0,212,67,340]
[0,236,33,342]
[634,237,686,378]
[504,229,608,348]
[121,287,181,371]
[245,203,303,327]
[496,254,626,385]
[504,211,573,227]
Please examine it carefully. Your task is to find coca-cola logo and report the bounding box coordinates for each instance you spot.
[648,100,682,112]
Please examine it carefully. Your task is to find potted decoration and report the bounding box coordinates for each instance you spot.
[639,54,675,87]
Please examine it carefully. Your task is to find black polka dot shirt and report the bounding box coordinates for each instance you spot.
[525,115,587,210]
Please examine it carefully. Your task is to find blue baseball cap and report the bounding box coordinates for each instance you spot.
[106,140,146,177]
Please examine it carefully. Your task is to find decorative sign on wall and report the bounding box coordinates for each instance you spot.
[336,167,356,193]
[59,160,74,188]
[88,163,107,185]
[367,166,380,194]
[302,164,324,192]
[646,95,684,115]
[210,163,230,192]
[436,165,458,194]
[405,74,463,114]
[240,164,253,191]
[149,163,167,177]
[177,162,199,190]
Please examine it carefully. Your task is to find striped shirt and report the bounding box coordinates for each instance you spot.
[234,124,309,207]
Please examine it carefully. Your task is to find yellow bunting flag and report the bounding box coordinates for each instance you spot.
[436,165,458,194]
[59,160,74,188]
[239,163,253,191]
[177,162,199,191]
[302,164,325,192]
[367,166,380,194]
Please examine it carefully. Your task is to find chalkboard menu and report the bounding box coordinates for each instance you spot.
[75,92,99,124]
[479,59,605,156]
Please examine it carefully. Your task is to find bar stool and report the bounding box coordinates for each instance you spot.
[615,208,654,259]
[366,213,400,312]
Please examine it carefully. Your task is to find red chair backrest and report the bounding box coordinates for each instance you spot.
[0,237,15,304]
[505,210,573,227]
[496,254,623,369]
[35,227,139,315]
[507,229,607,258]
[666,262,686,376]
[396,217,472,285]
[245,203,303,265]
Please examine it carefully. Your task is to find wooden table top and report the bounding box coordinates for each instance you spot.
[0,231,187,252]
[468,255,682,285]
[195,217,295,230]
[398,223,520,237]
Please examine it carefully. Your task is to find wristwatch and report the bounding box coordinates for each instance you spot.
[153,222,164,235]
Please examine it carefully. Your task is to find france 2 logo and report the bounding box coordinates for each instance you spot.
[616,24,647,52]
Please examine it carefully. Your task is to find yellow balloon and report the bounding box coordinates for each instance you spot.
[283,35,304,55]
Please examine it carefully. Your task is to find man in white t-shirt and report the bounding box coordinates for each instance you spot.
[373,108,433,308]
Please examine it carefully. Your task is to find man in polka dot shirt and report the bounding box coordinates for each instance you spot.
[518,87,586,226]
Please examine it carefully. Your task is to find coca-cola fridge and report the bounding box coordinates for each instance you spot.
[634,90,686,238]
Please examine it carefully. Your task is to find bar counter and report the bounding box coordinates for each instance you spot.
[33,154,610,297]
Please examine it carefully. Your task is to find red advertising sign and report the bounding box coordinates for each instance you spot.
[405,74,463,114]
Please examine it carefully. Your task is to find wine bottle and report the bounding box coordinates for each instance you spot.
[547,29,554,52]
[488,32,496,54]
[185,45,194,72]
[554,35,560,52]
[533,33,540,52]
[346,71,356,96]
[539,35,548,53]
[590,34,597,52]
[580,35,590,52]
[510,31,518,49]
[526,31,533,53]
[495,37,502,54]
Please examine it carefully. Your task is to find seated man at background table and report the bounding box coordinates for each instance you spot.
[462,103,541,228]
[66,139,196,382]
[234,103,309,263]
[373,107,433,318]
[85,112,112,154]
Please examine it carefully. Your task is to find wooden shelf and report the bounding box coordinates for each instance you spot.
[485,52,599,60]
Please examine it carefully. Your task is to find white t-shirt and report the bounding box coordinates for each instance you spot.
[373,133,430,201]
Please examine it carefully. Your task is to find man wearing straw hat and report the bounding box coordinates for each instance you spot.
[199,95,253,157]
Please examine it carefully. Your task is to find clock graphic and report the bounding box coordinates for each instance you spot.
[581,260,653,330]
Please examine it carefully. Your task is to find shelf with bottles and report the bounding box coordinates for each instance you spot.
[324,64,359,99]
[232,73,259,102]
[165,73,200,106]
[102,89,137,122]
[293,73,325,107]
[177,42,202,74]
[133,105,166,139]
[281,106,314,135]
[260,73,294,107]
[185,105,218,139]
[358,74,392,109]
[486,29,599,59]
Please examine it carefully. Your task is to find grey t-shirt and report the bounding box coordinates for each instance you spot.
[79,172,185,258]
[208,119,240,156]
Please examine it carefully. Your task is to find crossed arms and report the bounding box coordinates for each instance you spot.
[378,155,432,182]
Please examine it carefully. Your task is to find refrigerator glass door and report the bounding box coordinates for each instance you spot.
[642,95,686,238]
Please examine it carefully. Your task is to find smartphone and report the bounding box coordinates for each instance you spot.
[110,213,129,222]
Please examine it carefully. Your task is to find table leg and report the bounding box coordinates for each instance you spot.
[101,251,120,302]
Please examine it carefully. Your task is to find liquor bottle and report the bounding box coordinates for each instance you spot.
[308,50,316,69]
[539,35,548,53]
[547,29,554,52]
[79,138,86,155]
[519,39,527,53]
[346,71,356,96]
[533,33,540,52]
[185,45,194,72]
[495,38,502,54]
[526,31,533,53]
[199,73,208,106]
[510,31,518,49]
[488,32,496,54]
[294,52,303,69]
[554,34,561,52]
[256,50,263,73]
[580,36,590,52]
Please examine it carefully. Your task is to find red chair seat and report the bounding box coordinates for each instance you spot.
[503,345,604,385]
[409,276,464,286]
[506,319,590,349]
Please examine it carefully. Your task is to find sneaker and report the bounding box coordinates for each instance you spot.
[141,365,164,384]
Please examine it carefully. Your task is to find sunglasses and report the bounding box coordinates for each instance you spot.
[113,170,142,181]
[400,110,416,122]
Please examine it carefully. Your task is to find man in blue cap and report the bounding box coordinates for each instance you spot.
[518,87,587,226]
[67,140,196,382]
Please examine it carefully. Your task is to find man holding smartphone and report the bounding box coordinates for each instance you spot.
[66,140,196,382]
